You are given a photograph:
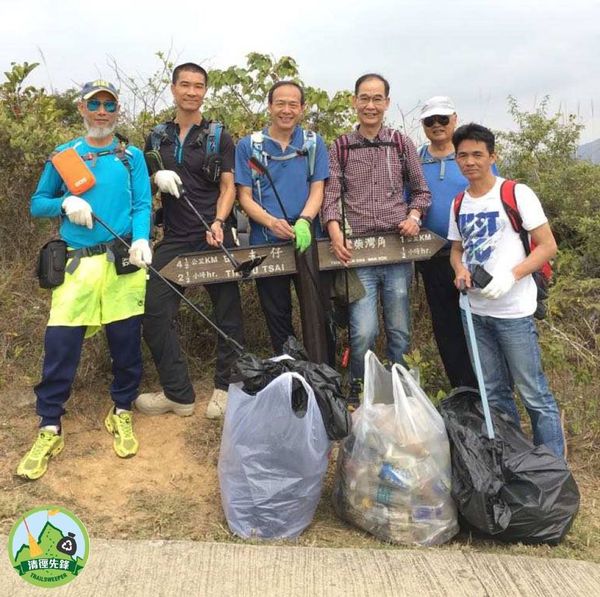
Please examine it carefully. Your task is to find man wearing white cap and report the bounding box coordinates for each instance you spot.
[417,96,479,388]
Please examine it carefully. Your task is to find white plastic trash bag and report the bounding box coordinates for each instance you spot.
[218,371,330,539]
[332,351,458,545]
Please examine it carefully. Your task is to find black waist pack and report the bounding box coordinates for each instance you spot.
[37,239,68,289]
[111,238,140,275]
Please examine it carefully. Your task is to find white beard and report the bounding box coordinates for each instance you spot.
[83,120,117,139]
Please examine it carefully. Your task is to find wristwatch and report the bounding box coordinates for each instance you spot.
[213,217,225,227]
[409,214,422,226]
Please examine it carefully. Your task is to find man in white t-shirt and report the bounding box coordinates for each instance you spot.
[448,123,564,458]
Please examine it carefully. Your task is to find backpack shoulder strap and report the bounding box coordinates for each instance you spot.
[334,134,351,175]
[302,129,317,178]
[391,129,406,155]
[500,179,532,256]
[250,131,266,181]
[150,123,169,152]
[113,132,132,174]
[453,191,466,232]
[392,129,409,185]
[205,121,223,156]
[499,179,522,232]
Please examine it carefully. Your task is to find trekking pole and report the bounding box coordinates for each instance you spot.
[459,282,495,440]
[338,170,352,370]
[176,186,266,276]
[247,156,291,222]
[145,150,266,277]
[91,212,245,355]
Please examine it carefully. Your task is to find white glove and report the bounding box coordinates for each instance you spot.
[153,170,182,198]
[62,195,93,229]
[128,239,152,269]
[480,270,516,300]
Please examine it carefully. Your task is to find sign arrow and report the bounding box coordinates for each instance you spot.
[159,229,447,287]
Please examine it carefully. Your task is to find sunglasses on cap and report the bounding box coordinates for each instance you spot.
[86,99,118,113]
[423,114,450,127]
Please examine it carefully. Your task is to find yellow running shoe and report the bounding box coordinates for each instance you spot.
[17,429,64,480]
[104,408,139,458]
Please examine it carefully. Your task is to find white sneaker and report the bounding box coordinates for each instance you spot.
[206,388,228,420]
[135,391,195,417]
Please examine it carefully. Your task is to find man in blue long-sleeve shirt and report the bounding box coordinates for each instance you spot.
[17,80,152,480]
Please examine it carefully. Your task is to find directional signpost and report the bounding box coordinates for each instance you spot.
[159,229,447,363]
[160,229,446,286]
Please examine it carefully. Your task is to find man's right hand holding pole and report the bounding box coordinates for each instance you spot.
[327,220,352,265]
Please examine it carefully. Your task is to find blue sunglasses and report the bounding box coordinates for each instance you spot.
[86,99,118,113]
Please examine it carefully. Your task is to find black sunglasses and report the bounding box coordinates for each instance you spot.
[423,115,450,127]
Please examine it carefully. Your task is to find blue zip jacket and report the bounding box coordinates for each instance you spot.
[31,136,151,248]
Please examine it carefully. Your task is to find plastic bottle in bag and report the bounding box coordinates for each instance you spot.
[378,462,416,491]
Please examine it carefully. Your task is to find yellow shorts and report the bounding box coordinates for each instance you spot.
[48,253,146,338]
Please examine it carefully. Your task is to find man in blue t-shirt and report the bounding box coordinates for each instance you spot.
[417,96,477,388]
[235,81,329,354]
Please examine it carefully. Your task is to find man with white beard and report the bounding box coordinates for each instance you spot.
[17,80,152,480]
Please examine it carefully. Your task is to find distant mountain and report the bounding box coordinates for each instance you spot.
[577,139,600,164]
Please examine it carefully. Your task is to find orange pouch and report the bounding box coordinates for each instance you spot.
[51,147,96,194]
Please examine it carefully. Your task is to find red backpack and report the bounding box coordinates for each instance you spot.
[453,179,553,318]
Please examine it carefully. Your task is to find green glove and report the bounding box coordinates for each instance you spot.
[293,218,312,253]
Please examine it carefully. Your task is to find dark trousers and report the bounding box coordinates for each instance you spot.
[417,254,477,388]
[255,274,298,355]
[143,237,245,403]
[35,317,143,427]
[256,270,338,364]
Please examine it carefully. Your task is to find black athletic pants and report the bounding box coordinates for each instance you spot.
[143,236,245,404]
[256,270,337,365]
[417,253,477,389]
[255,274,298,356]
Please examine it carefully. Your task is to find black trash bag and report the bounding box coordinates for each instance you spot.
[439,388,580,545]
[231,337,351,441]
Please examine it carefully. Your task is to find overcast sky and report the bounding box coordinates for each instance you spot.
[1,0,598,144]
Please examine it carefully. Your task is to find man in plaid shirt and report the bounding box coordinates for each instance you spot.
[322,73,430,402]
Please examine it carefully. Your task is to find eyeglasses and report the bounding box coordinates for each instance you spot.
[86,99,118,113]
[423,115,450,127]
[356,95,387,107]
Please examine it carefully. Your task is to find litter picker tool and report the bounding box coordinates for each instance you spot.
[145,149,266,277]
[459,282,495,439]
[91,212,245,355]
[248,156,291,222]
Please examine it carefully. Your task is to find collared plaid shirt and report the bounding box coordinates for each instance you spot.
[321,126,431,236]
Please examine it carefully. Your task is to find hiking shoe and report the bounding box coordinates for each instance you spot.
[104,408,139,458]
[17,429,64,480]
[134,391,195,417]
[347,379,363,412]
[206,388,228,420]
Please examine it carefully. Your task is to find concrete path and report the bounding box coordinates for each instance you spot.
[2,537,599,596]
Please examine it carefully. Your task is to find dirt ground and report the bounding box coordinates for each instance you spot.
[1,383,598,563]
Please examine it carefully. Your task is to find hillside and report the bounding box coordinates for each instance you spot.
[577,138,600,164]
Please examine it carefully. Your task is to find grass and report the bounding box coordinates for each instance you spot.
[0,263,598,563]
